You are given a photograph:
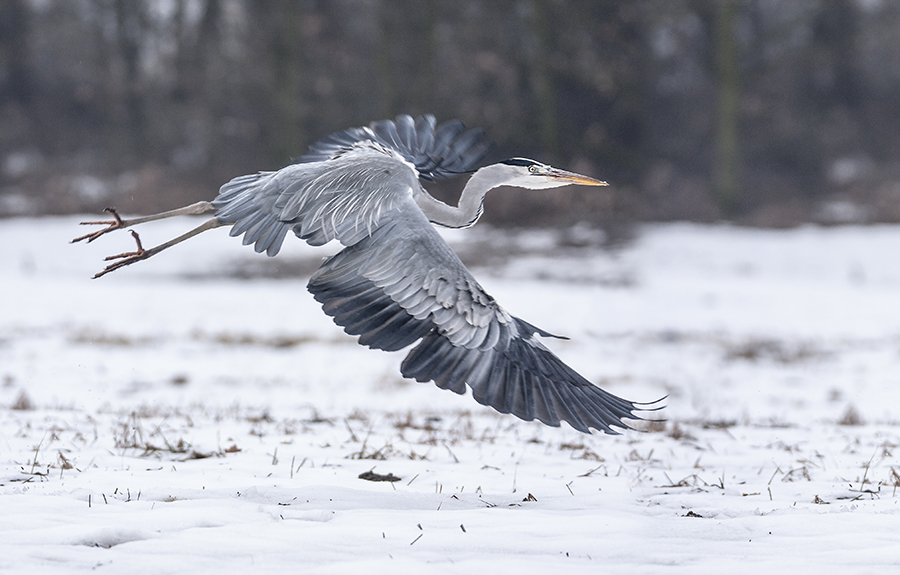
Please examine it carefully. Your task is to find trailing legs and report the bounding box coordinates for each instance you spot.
[72,202,227,278]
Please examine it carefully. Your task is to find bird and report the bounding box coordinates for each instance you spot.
[73,114,663,434]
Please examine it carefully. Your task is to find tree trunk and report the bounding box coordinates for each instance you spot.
[714,0,740,216]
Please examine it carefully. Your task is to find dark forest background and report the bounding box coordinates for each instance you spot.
[2,0,899,227]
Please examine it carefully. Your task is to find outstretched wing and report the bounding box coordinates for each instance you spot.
[213,145,421,254]
[297,114,493,181]
[307,199,660,434]
[211,115,490,256]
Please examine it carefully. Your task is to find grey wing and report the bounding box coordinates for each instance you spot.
[211,150,420,255]
[297,115,493,181]
[210,115,491,257]
[307,200,661,434]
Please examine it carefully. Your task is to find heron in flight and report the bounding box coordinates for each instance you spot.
[73,114,662,434]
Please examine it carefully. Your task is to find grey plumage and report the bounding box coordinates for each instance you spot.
[304,200,652,434]
[214,146,420,253]
[74,114,663,434]
[296,114,492,181]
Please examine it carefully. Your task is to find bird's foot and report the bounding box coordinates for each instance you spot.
[93,230,152,278]
[71,207,127,244]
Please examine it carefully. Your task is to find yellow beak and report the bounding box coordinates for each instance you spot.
[547,167,609,186]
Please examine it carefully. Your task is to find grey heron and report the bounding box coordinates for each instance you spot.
[73,114,662,434]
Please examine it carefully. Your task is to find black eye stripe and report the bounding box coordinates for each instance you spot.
[501,158,539,168]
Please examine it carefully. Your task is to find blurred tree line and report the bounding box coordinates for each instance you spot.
[1,0,899,226]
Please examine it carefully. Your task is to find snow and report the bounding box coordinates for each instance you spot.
[2,217,900,573]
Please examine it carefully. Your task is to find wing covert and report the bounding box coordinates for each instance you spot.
[210,115,492,256]
[212,144,421,253]
[307,200,661,434]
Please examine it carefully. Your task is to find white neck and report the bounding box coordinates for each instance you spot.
[413,164,516,228]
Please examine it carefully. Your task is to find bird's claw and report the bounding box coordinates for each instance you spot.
[71,207,126,244]
[92,230,149,278]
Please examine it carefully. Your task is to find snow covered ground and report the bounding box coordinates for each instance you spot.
[2,216,899,573]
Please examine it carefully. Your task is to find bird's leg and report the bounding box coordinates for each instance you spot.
[93,217,227,278]
[71,201,216,244]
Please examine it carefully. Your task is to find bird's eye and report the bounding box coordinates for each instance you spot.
[528,165,537,173]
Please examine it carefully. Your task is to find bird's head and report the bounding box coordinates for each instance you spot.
[497,158,608,190]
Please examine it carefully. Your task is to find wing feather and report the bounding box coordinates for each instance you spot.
[211,115,490,255]
[294,114,490,181]
[209,115,660,433]
[511,372,536,421]
[306,200,660,434]
[394,115,416,149]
